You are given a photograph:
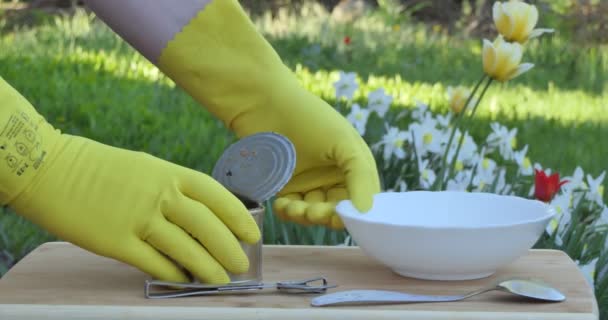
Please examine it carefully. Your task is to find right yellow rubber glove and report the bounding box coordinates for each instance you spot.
[0,76,260,284]
[157,0,381,229]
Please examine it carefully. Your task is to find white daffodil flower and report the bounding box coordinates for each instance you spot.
[545,217,558,237]
[513,144,533,176]
[585,171,606,206]
[446,170,473,192]
[333,71,358,101]
[378,126,409,161]
[407,116,445,156]
[562,166,585,193]
[550,192,572,233]
[534,162,552,176]
[486,122,518,160]
[367,88,393,117]
[495,168,510,194]
[472,157,497,191]
[436,113,452,129]
[545,192,568,248]
[447,130,479,166]
[411,100,429,121]
[346,103,369,136]
[417,157,436,189]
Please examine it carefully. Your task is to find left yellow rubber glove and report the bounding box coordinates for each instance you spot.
[157,0,381,229]
[0,76,260,284]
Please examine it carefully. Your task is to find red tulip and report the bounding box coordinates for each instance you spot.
[343,36,351,45]
[534,169,568,202]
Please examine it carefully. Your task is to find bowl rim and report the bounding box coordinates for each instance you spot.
[336,191,556,230]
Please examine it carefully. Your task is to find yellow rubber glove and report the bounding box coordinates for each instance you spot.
[157,0,381,229]
[0,76,260,284]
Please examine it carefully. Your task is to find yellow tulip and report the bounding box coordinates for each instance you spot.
[493,0,554,43]
[482,35,534,82]
[446,86,475,114]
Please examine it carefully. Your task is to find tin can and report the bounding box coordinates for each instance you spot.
[228,200,264,284]
[211,132,295,285]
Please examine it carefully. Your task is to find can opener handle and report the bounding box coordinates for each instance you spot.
[144,277,336,299]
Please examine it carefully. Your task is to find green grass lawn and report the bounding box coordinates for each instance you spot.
[0,5,607,316]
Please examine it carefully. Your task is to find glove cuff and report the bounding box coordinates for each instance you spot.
[0,77,62,206]
[157,0,298,132]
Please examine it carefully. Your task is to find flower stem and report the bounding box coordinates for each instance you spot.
[434,74,487,190]
[445,77,494,182]
[467,146,487,191]
[410,131,420,189]
[467,77,494,119]
[445,131,466,182]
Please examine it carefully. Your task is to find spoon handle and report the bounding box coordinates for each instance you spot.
[311,289,468,307]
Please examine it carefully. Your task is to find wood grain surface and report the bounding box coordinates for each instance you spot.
[0,241,599,320]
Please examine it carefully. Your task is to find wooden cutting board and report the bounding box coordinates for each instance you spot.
[0,241,599,320]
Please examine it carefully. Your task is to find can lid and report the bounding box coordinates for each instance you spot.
[212,132,296,204]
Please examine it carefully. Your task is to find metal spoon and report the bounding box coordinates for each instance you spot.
[310,279,566,307]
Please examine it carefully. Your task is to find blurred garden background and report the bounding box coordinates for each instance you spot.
[0,0,607,316]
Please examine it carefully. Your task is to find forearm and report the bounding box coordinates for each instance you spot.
[83,0,211,64]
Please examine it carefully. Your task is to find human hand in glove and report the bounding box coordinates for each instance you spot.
[84,0,381,229]
[0,76,260,284]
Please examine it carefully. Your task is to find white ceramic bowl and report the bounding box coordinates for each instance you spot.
[336,191,555,281]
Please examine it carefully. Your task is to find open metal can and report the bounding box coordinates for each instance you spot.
[227,202,264,284]
[212,132,295,285]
